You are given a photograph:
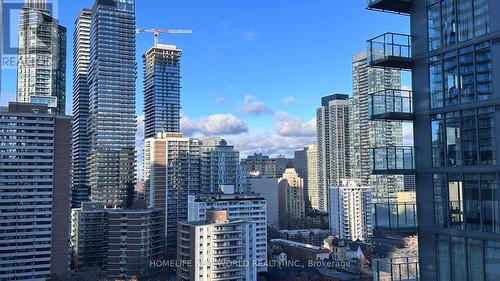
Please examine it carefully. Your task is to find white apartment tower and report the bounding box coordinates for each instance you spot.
[177,210,257,281]
[316,94,351,212]
[329,180,372,241]
[188,192,267,272]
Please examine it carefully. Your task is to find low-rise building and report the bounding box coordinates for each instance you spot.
[279,229,331,246]
[71,202,164,280]
[270,239,330,263]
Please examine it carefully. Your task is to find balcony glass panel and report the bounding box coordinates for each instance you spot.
[373,202,417,231]
[371,146,415,174]
[369,89,413,120]
[374,256,419,281]
[368,33,412,69]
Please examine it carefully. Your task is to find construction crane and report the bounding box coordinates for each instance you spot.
[136,28,192,46]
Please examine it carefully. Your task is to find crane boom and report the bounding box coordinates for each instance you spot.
[137,28,192,46]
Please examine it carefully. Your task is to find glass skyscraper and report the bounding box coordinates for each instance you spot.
[366,0,499,280]
[71,9,92,208]
[351,52,405,204]
[16,0,67,115]
[200,136,246,194]
[143,44,182,138]
[87,0,137,208]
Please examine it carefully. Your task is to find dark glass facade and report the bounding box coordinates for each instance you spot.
[412,0,499,280]
[367,0,499,280]
[143,45,182,139]
[87,0,137,208]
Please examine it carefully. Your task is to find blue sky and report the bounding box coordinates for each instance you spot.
[1,0,410,159]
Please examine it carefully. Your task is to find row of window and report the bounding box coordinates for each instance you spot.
[429,42,492,108]
[428,0,489,51]
[432,106,495,167]
[436,236,499,281]
[433,173,498,233]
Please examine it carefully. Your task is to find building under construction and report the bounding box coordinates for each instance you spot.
[143,44,182,138]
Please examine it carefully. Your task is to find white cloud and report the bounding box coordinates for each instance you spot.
[227,132,315,158]
[242,31,259,42]
[283,96,300,105]
[242,95,272,115]
[273,112,316,138]
[181,114,248,136]
[214,97,225,105]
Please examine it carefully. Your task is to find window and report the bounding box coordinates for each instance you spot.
[442,0,457,46]
[448,176,464,229]
[481,174,498,233]
[444,57,459,106]
[446,112,461,166]
[464,174,480,231]
[458,0,473,41]
[468,239,485,281]
[461,110,477,166]
[432,115,445,167]
[429,44,492,107]
[428,0,489,50]
[478,107,495,165]
[485,241,500,281]
[458,52,475,103]
[437,238,451,281]
[475,49,492,101]
[430,61,443,109]
[434,174,447,228]
[428,3,442,51]
[473,0,489,37]
[451,237,466,281]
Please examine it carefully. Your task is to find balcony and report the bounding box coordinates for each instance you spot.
[369,89,414,121]
[371,146,415,175]
[367,0,411,14]
[373,202,417,233]
[368,33,412,69]
[373,256,419,281]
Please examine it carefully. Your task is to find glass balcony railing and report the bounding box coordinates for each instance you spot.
[371,146,415,175]
[369,89,414,120]
[366,0,412,14]
[373,256,419,281]
[367,33,412,69]
[373,202,417,232]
